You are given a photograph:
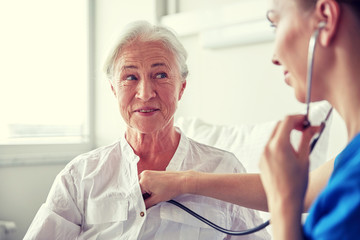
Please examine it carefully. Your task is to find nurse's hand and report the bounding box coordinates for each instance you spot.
[259,115,320,238]
[139,170,197,209]
[259,115,321,205]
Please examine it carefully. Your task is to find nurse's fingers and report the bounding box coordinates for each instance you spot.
[144,196,161,209]
[271,114,321,161]
[271,115,308,145]
[264,115,302,155]
[268,120,281,141]
[138,170,157,205]
[139,171,161,209]
[139,170,184,209]
[297,125,322,160]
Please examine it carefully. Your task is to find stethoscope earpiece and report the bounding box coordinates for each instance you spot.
[318,21,327,29]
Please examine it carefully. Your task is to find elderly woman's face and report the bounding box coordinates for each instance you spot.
[111,40,186,133]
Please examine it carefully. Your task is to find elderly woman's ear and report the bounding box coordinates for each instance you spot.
[178,80,187,100]
[110,82,117,97]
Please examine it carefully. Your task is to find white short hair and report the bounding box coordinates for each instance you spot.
[104,21,188,82]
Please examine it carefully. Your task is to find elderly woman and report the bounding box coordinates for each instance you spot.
[24,21,270,240]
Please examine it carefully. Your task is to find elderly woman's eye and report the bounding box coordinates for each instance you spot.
[126,75,138,80]
[155,72,168,79]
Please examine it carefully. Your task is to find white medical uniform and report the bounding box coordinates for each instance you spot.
[24,128,270,240]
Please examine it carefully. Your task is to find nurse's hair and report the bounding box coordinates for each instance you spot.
[299,0,360,17]
[104,20,188,82]
[337,0,360,16]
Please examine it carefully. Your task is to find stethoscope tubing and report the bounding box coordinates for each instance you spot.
[167,199,270,235]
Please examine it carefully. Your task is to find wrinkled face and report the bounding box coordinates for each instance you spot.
[268,0,315,102]
[111,40,186,134]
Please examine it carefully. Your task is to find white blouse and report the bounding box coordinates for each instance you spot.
[24,128,270,240]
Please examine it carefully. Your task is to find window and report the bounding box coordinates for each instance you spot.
[0,0,93,166]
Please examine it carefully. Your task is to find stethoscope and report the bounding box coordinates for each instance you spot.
[166,22,333,236]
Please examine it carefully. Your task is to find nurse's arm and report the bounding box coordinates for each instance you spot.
[304,157,334,211]
[140,158,334,210]
[187,172,268,211]
[190,158,334,212]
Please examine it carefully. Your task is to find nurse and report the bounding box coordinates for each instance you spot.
[140,0,360,239]
[259,0,360,239]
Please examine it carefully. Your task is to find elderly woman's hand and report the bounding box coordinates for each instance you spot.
[139,170,197,209]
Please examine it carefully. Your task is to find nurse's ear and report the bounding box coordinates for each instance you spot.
[315,0,341,46]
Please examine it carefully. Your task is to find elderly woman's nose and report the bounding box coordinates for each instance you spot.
[136,79,156,100]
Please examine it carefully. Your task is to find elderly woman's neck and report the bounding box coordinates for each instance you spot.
[125,125,180,161]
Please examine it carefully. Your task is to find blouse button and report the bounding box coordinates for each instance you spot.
[140,211,145,217]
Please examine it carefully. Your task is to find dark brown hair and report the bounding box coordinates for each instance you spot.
[298,0,360,20]
[341,0,360,17]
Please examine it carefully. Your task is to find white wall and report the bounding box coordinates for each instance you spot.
[0,1,157,239]
[0,165,64,240]
[0,1,348,239]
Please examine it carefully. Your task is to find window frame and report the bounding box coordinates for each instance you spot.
[0,0,95,167]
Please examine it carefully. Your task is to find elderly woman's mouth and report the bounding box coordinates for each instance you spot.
[134,108,160,114]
